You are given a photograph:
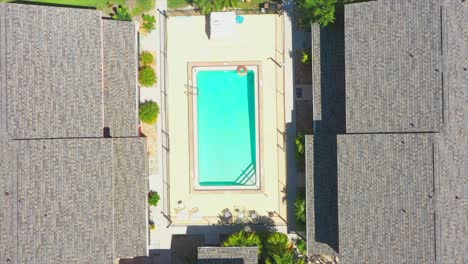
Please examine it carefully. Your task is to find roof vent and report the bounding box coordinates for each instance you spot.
[103,127,111,138]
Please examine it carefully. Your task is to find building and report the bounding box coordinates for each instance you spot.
[306,0,467,263]
[0,4,148,263]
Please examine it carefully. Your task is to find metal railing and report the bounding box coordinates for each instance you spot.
[158,10,172,222]
[164,7,283,17]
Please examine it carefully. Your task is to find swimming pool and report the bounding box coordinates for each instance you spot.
[191,66,260,190]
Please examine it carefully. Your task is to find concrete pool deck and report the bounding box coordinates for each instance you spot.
[165,14,287,225]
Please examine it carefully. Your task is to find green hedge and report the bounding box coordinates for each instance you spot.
[139,66,157,87]
[139,101,160,124]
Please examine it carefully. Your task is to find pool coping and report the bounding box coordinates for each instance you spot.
[187,61,264,193]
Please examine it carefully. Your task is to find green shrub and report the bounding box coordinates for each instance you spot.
[139,101,160,124]
[112,5,132,21]
[294,191,306,231]
[296,0,336,28]
[140,51,154,66]
[295,133,305,164]
[148,191,160,206]
[142,14,156,32]
[139,66,157,87]
[301,49,311,64]
[193,0,238,15]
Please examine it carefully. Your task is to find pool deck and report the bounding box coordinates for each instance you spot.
[165,14,287,225]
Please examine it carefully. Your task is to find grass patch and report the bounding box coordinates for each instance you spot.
[2,0,152,17]
[131,0,155,16]
[168,0,189,9]
[237,0,262,9]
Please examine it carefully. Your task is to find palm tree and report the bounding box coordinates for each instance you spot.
[264,232,291,256]
[295,238,307,256]
[222,230,263,256]
[266,251,307,264]
[265,251,295,264]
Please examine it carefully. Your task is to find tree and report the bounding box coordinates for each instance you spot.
[224,230,307,263]
[222,230,263,256]
[264,232,291,257]
[296,0,336,28]
[142,14,156,32]
[112,5,132,21]
[139,101,160,124]
[192,0,238,15]
[266,251,295,264]
[139,66,157,87]
[295,191,306,230]
[263,234,306,264]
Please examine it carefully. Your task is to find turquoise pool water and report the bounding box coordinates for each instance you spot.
[196,69,257,187]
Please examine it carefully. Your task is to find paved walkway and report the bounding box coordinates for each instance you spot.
[137,0,169,259]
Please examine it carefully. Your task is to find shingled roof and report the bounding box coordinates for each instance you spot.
[2,4,104,139]
[103,20,139,138]
[197,247,259,264]
[305,134,338,256]
[306,0,467,262]
[344,0,443,133]
[337,134,436,263]
[0,3,139,139]
[0,3,147,263]
[1,138,148,263]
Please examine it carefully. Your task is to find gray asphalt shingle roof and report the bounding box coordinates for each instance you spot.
[305,135,338,256]
[307,0,467,262]
[337,134,436,263]
[197,247,259,264]
[0,4,147,264]
[3,4,104,139]
[1,139,148,263]
[103,20,139,137]
[434,1,468,262]
[344,0,443,133]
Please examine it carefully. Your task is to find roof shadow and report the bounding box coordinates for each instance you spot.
[308,5,347,253]
[316,6,346,134]
[312,131,339,252]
